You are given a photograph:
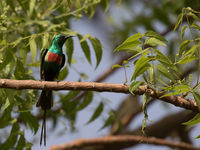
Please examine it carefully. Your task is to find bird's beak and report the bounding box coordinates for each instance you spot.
[64,35,74,41]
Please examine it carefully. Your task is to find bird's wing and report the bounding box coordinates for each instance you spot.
[61,54,65,69]
[40,49,48,80]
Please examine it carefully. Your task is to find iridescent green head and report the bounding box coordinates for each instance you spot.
[49,35,72,54]
[52,35,71,47]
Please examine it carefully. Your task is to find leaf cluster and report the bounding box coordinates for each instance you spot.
[114,6,200,138]
[0,0,106,149]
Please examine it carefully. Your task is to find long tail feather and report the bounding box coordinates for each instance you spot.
[40,109,46,146]
[36,90,53,146]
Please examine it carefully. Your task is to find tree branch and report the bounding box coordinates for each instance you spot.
[0,79,129,92]
[112,111,196,150]
[0,79,199,112]
[48,135,200,150]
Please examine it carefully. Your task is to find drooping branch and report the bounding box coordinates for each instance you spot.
[125,111,195,142]
[48,135,200,150]
[0,79,198,112]
[110,98,155,135]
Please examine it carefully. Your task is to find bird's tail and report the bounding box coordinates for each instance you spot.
[36,90,53,146]
[36,90,53,110]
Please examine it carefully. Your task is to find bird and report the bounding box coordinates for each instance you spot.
[36,34,72,146]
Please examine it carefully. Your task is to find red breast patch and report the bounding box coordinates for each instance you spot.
[46,52,62,64]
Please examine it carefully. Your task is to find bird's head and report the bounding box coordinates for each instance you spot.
[52,35,72,47]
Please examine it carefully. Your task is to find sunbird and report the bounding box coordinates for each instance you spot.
[36,35,72,146]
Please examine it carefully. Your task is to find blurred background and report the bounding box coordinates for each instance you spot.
[1,0,200,150]
[34,0,200,149]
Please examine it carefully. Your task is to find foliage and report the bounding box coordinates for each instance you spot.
[0,0,105,149]
[1,0,200,149]
[114,6,200,138]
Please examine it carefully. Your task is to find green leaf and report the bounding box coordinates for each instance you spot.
[80,72,88,80]
[185,7,200,14]
[156,64,174,80]
[77,92,93,111]
[121,46,142,54]
[20,112,39,134]
[155,50,172,66]
[58,66,68,81]
[161,90,187,97]
[14,59,26,79]
[174,13,183,31]
[5,0,17,13]
[192,22,200,31]
[147,66,153,84]
[53,0,64,9]
[131,52,151,80]
[100,0,110,13]
[0,102,12,128]
[78,34,91,64]
[89,37,103,68]
[114,33,142,52]
[145,30,167,42]
[193,92,200,110]
[129,81,143,94]
[112,64,122,69]
[1,98,10,113]
[144,37,166,46]
[184,44,199,56]
[124,33,142,43]
[195,134,200,139]
[142,94,148,136]
[128,48,149,60]
[42,33,50,49]
[183,113,200,125]
[16,134,26,150]
[79,33,90,41]
[88,5,96,19]
[87,102,104,124]
[177,55,196,64]
[178,44,198,64]
[29,37,37,62]
[132,64,150,81]
[29,0,36,16]
[62,91,80,102]
[24,142,33,149]
[161,84,190,97]
[171,84,190,91]
[179,40,190,56]
[123,60,129,64]
[99,111,115,130]
[188,12,200,22]
[0,49,14,70]
[66,37,74,65]
[61,91,81,114]
[0,123,19,150]
[181,25,187,39]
